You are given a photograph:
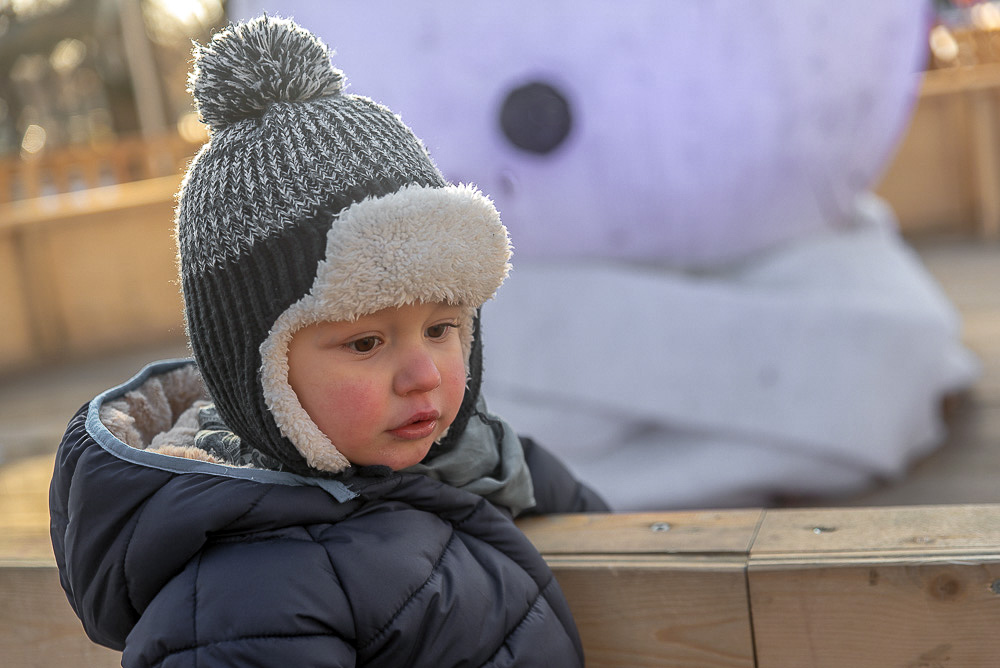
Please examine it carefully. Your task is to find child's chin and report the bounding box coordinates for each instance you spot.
[378,441,436,471]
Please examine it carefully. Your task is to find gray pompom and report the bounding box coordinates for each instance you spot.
[189,15,344,130]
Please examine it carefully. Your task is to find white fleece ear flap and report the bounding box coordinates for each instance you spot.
[260,324,351,472]
[259,184,511,472]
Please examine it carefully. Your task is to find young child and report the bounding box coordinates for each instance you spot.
[49,15,607,668]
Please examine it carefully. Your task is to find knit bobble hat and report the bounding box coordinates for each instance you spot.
[177,16,511,475]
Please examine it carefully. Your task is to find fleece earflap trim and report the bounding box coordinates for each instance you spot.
[259,183,511,472]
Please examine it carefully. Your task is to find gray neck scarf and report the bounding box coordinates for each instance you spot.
[404,397,536,517]
[195,397,536,516]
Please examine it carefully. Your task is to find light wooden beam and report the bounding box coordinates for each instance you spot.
[522,511,761,667]
[520,505,1000,667]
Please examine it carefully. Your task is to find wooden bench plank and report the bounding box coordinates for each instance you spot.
[749,561,1000,668]
[748,505,1000,667]
[750,504,1000,561]
[520,512,761,667]
[517,509,763,555]
[551,557,755,668]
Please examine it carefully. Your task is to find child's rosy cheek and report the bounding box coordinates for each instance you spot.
[442,366,469,408]
[325,381,380,416]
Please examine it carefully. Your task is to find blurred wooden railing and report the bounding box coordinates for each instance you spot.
[0,134,201,204]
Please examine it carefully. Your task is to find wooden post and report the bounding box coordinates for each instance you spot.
[117,0,169,140]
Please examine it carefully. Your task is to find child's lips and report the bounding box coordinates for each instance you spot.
[388,411,440,440]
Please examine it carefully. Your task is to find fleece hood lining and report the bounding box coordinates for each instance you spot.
[89,359,358,501]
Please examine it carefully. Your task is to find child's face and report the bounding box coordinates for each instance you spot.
[286,302,468,470]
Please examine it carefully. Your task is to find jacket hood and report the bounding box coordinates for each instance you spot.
[49,359,539,651]
[49,359,366,650]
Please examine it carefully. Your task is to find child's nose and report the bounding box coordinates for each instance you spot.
[393,346,442,395]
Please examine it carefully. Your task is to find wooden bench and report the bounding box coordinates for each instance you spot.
[520,507,1000,667]
[3,453,1000,667]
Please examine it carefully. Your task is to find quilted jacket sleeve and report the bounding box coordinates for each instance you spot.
[520,436,611,515]
[123,527,358,668]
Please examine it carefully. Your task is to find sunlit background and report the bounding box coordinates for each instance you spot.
[0,0,998,510]
[1,0,999,161]
[0,0,225,181]
[0,0,997,195]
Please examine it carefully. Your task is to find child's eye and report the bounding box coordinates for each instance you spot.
[426,323,457,340]
[346,336,380,353]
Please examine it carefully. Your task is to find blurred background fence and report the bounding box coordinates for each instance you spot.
[0,0,225,372]
[1,0,1000,373]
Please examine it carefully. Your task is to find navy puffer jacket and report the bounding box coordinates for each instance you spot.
[49,361,606,667]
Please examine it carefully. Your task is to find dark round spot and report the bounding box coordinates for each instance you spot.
[929,574,961,601]
[499,81,573,155]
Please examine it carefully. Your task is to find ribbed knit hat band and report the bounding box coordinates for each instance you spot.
[176,16,511,474]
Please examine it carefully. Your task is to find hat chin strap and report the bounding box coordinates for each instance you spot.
[259,183,510,472]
